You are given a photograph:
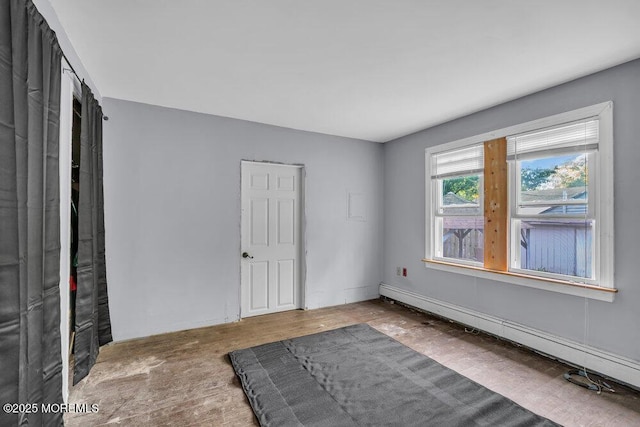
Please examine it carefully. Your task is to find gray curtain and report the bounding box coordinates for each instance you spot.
[0,1,63,426]
[73,83,112,385]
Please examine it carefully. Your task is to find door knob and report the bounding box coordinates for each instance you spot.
[242,252,253,259]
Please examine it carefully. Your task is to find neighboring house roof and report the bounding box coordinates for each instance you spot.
[521,187,586,203]
[441,188,589,231]
[538,189,587,215]
[442,192,483,230]
[442,192,480,215]
[443,192,475,206]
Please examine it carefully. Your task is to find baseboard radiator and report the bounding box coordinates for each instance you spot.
[379,283,640,390]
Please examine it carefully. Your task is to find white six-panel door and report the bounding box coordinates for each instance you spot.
[241,162,302,317]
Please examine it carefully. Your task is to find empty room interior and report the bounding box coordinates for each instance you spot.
[3,1,640,426]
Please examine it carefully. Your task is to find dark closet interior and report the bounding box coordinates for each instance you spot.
[69,97,81,351]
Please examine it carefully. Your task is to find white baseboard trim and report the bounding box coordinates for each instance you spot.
[380,283,640,390]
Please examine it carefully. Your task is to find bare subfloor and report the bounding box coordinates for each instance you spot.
[65,299,640,426]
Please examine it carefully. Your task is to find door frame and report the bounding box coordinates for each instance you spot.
[59,61,83,402]
[239,160,306,318]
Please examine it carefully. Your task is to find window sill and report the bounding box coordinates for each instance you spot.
[422,259,617,302]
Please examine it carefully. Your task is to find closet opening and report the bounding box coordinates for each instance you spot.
[69,97,81,355]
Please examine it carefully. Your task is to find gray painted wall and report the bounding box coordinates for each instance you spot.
[383,59,640,362]
[102,99,383,341]
[34,0,101,99]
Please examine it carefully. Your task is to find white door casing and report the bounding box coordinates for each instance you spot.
[241,161,302,317]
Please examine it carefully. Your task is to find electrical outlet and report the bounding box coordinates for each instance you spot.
[396,267,402,276]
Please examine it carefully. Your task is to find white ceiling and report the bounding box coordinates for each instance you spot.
[50,0,640,142]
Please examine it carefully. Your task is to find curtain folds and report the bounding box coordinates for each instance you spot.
[73,83,112,385]
[0,0,63,425]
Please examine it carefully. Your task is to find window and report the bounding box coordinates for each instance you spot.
[430,144,484,265]
[509,120,597,282]
[425,102,615,301]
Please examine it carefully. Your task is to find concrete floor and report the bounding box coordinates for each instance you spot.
[65,299,640,426]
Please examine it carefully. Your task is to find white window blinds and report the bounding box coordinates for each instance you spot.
[431,144,483,178]
[507,119,599,159]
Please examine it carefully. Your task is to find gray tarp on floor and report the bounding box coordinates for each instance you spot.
[230,324,560,427]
